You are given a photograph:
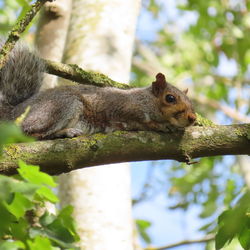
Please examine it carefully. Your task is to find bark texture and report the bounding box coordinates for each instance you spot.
[36,0,72,89]
[1,124,249,175]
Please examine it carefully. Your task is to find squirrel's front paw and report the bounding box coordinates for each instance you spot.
[55,128,84,138]
[65,128,84,137]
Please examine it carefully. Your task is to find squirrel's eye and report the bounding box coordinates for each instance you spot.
[165,94,176,103]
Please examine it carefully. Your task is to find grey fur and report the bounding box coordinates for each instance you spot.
[0,42,44,106]
[0,43,196,139]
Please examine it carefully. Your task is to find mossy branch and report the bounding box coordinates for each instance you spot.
[0,0,52,69]
[0,124,249,176]
[44,59,130,89]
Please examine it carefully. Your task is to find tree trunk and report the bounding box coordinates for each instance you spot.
[58,0,141,249]
[35,0,72,89]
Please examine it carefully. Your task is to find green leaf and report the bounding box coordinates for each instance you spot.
[199,201,217,218]
[136,219,152,244]
[47,206,79,243]
[215,225,233,250]
[198,220,215,232]
[147,0,161,18]
[36,186,59,203]
[216,192,250,249]
[27,236,53,250]
[0,122,33,154]
[11,181,39,200]
[9,218,29,241]
[224,179,237,206]
[18,161,57,187]
[29,227,79,249]
[39,211,56,227]
[4,192,33,219]
[16,0,29,8]
[238,226,250,250]
[0,175,39,200]
[0,202,14,237]
[30,206,79,248]
[0,241,25,250]
[0,175,15,202]
[244,49,250,64]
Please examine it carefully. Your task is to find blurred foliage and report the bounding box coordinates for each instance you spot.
[0,161,79,249]
[215,191,250,250]
[136,219,152,244]
[134,0,250,249]
[0,122,33,155]
[0,0,38,38]
[0,121,79,249]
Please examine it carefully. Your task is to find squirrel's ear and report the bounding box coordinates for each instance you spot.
[183,88,188,95]
[152,73,167,97]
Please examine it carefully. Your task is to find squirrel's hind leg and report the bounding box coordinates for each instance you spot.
[21,96,84,139]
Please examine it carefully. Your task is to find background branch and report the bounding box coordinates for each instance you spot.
[145,234,215,250]
[44,59,130,89]
[194,95,250,123]
[0,0,51,68]
[1,124,249,176]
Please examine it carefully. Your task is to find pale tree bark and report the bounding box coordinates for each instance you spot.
[35,0,72,215]
[58,1,141,249]
[35,0,72,89]
[238,156,250,188]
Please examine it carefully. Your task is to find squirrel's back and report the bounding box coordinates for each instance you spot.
[0,41,44,107]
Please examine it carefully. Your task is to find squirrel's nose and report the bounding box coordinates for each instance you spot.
[188,114,196,124]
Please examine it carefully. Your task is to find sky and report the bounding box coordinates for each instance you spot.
[131,161,207,249]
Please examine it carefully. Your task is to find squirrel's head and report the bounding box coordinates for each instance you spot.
[152,73,196,128]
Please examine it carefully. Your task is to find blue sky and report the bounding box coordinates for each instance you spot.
[131,161,207,249]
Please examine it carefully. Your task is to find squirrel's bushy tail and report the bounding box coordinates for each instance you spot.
[0,41,44,106]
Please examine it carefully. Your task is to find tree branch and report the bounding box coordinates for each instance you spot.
[194,95,250,123]
[0,0,52,68]
[44,59,130,89]
[1,124,249,175]
[145,234,215,250]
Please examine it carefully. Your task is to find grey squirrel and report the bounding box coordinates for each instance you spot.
[0,43,196,139]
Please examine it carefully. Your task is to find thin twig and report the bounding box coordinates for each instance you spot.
[44,59,130,89]
[194,95,250,123]
[0,0,52,68]
[145,234,215,250]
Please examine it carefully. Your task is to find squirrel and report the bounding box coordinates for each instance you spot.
[0,42,196,139]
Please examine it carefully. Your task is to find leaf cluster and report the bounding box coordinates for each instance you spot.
[216,191,250,250]
[0,161,80,250]
[136,219,152,244]
[0,123,79,249]
[0,0,31,35]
